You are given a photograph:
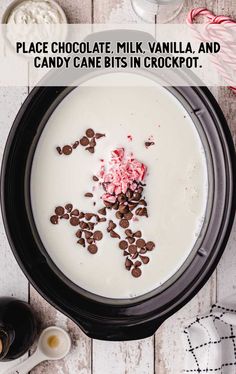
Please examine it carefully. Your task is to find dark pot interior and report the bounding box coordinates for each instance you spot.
[1,62,236,340]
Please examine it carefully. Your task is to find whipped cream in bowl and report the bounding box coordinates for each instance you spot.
[2,0,67,50]
[2,0,67,24]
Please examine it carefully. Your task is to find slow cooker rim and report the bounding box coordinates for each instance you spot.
[1,83,235,340]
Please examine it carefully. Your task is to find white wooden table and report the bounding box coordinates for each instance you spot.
[0,0,235,373]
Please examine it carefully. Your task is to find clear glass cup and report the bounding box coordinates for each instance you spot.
[131,0,184,23]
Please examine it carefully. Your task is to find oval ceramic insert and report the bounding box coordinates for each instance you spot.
[30,72,208,299]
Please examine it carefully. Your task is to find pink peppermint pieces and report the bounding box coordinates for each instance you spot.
[98,148,147,203]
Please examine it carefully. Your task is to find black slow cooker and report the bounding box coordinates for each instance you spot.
[1,31,236,341]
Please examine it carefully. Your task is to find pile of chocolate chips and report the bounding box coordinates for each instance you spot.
[120,229,155,278]
[101,183,149,227]
[56,128,105,156]
[50,203,106,254]
[50,170,156,278]
[90,182,155,277]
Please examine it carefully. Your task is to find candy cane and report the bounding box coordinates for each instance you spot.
[187,7,236,94]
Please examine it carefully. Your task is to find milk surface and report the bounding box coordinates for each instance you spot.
[30,73,208,299]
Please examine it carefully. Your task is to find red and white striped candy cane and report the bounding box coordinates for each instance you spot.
[187,7,236,94]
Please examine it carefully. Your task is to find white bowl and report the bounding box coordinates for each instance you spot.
[2,0,68,24]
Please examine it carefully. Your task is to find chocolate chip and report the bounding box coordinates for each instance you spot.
[137,186,144,194]
[110,230,120,239]
[129,202,139,211]
[71,209,79,216]
[125,258,133,271]
[118,193,127,203]
[93,175,99,182]
[133,231,142,238]
[131,252,139,260]
[119,240,128,250]
[95,133,105,139]
[65,203,73,212]
[73,141,79,149]
[85,213,94,220]
[56,146,62,155]
[88,222,95,230]
[125,229,133,237]
[127,237,135,244]
[123,251,129,256]
[55,206,64,216]
[134,261,142,267]
[93,231,103,241]
[131,267,142,278]
[84,192,93,198]
[88,244,98,254]
[124,211,133,220]
[80,136,89,146]
[140,255,150,264]
[61,213,69,220]
[112,201,119,210]
[135,207,148,217]
[80,221,89,229]
[62,145,72,155]
[126,189,133,199]
[118,204,129,214]
[115,211,123,219]
[146,241,155,251]
[135,208,142,216]
[145,141,155,148]
[107,220,116,232]
[79,212,85,219]
[119,219,129,229]
[132,192,141,201]
[99,217,106,222]
[142,207,148,217]
[139,248,147,254]
[98,207,106,216]
[139,199,147,206]
[129,245,137,255]
[84,230,93,239]
[50,215,58,224]
[136,239,146,248]
[86,128,95,138]
[87,238,94,244]
[70,217,80,226]
[77,238,85,247]
[86,146,95,154]
[76,230,82,238]
[90,138,96,147]
[104,201,113,208]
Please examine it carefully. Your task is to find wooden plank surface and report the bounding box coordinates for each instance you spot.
[28,3,93,374]
[0,0,28,303]
[214,0,236,304]
[30,291,91,374]
[0,2,29,373]
[0,4,29,373]
[0,0,235,373]
[154,0,235,372]
[0,87,29,299]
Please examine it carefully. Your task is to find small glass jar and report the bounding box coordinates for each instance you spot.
[131,0,184,23]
